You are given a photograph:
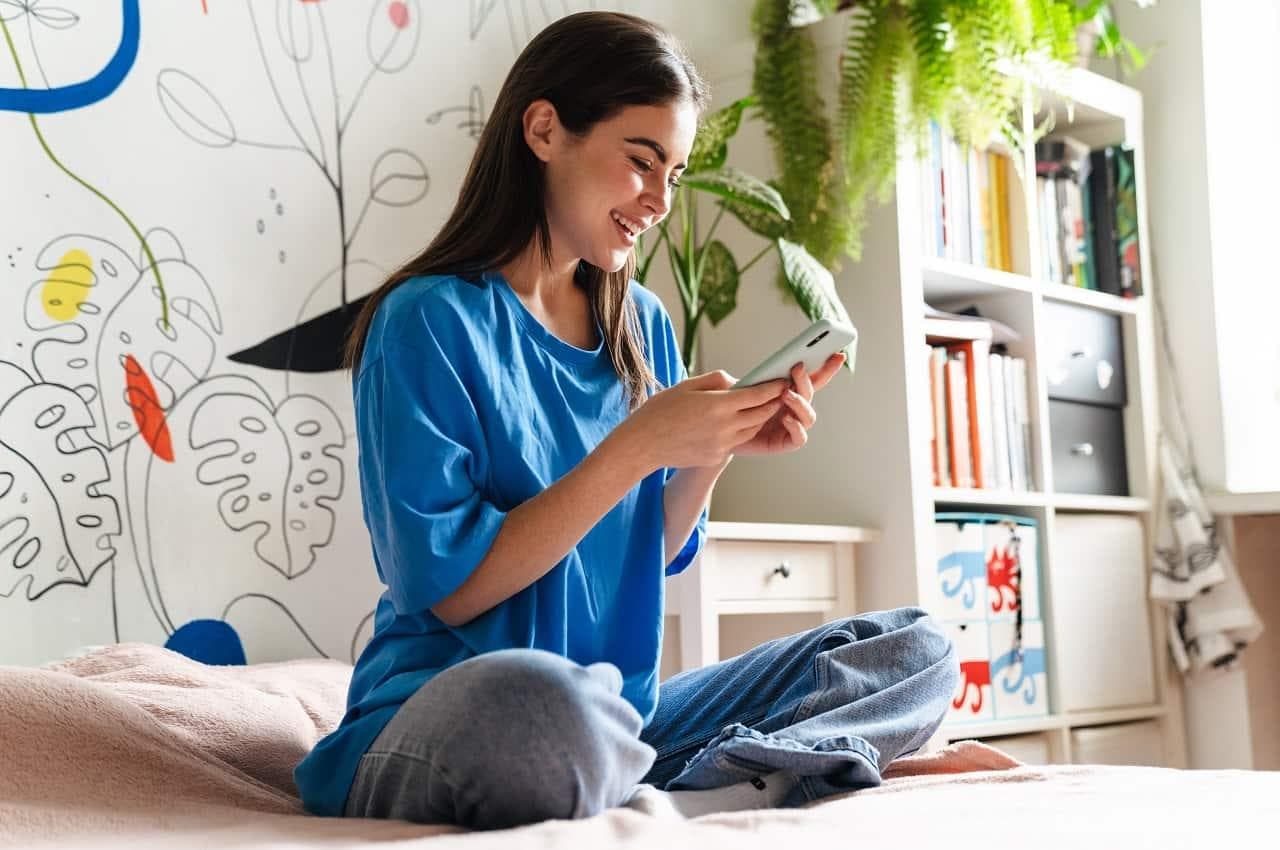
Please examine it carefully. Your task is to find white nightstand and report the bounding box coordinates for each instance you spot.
[664,521,880,673]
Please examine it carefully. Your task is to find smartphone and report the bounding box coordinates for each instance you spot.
[732,317,858,389]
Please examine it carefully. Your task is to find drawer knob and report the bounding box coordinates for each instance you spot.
[1070,442,1095,457]
[772,561,792,579]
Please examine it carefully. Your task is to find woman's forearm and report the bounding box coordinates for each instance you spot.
[431,426,656,627]
[662,459,728,568]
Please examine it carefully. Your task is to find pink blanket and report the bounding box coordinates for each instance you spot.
[1,643,1274,849]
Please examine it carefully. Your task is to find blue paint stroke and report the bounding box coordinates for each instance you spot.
[0,0,138,113]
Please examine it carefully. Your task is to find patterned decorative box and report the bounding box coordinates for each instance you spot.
[931,512,1049,724]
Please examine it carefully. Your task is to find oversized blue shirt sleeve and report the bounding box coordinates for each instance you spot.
[656,308,708,578]
[355,335,507,617]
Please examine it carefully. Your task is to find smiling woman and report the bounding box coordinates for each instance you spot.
[342,13,706,413]
[298,9,947,833]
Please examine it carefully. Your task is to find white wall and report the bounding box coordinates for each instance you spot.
[0,0,745,666]
[1108,0,1280,495]
[1104,0,1279,769]
[1198,0,1280,493]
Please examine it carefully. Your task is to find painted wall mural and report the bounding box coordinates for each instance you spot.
[0,0,618,667]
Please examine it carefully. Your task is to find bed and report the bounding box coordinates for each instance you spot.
[1,643,1275,849]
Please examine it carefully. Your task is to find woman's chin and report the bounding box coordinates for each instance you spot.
[589,250,631,275]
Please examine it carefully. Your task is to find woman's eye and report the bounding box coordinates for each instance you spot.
[631,155,679,190]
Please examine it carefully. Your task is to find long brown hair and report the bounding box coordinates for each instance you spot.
[344,11,709,411]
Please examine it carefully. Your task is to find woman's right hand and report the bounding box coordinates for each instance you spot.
[620,370,789,472]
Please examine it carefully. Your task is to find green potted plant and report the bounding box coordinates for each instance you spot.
[634,95,855,373]
[1074,1,1153,77]
[748,0,1152,269]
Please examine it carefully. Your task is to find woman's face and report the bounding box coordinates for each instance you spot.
[539,100,698,273]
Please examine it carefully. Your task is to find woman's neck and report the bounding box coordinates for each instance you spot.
[498,245,579,304]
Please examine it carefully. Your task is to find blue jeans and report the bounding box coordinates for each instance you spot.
[342,607,957,830]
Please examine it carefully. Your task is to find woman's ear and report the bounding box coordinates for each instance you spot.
[522,99,558,164]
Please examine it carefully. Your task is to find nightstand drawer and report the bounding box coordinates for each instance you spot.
[709,540,837,603]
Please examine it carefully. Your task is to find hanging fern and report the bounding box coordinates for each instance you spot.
[837,2,905,259]
[750,0,1120,264]
[750,0,843,280]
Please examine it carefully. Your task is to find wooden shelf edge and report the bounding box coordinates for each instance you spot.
[1052,494,1151,512]
[706,521,880,543]
[942,715,1062,739]
[921,257,1037,296]
[716,599,836,615]
[1063,704,1168,728]
[941,705,1167,742]
[933,488,1047,508]
[1204,490,1280,516]
[1041,283,1141,315]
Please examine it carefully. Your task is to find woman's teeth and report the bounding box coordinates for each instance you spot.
[611,211,640,237]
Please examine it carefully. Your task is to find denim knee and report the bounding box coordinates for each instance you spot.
[901,609,960,711]
[402,649,655,829]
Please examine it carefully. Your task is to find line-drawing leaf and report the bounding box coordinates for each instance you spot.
[369,148,429,207]
[145,375,344,580]
[156,68,236,148]
[24,231,223,449]
[367,0,420,73]
[0,362,120,600]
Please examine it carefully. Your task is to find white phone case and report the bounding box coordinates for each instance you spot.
[733,318,857,388]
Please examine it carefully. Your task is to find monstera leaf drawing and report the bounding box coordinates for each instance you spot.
[140,375,344,579]
[0,362,120,600]
[23,230,223,451]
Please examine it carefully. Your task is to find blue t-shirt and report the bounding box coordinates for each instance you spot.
[294,270,707,817]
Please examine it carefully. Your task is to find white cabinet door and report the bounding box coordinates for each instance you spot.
[1050,514,1156,712]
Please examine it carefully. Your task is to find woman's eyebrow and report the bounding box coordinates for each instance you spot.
[624,136,687,171]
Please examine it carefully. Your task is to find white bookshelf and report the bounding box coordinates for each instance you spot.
[695,16,1184,768]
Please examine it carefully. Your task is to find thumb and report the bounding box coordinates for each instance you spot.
[687,369,735,390]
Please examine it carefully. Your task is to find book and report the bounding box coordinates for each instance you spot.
[1013,358,1033,490]
[924,303,1021,345]
[1114,146,1143,298]
[967,146,986,267]
[925,315,993,342]
[931,121,946,258]
[988,353,1012,491]
[945,353,972,489]
[1088,146,1121,296]
[992,152,1013,272]
[1005,358,1026,492]
[946,339,994,490]
[1081,164,1098,291]
[928,346,949,486]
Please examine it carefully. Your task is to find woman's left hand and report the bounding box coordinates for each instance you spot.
[730,352,846,457]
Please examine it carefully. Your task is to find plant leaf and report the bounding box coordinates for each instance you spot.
[682,166,791,220]
[751,0,839,267]
[687,95,754,174]
[718,189,790,241]
[775,238,856,371]
[698,240,739,326]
